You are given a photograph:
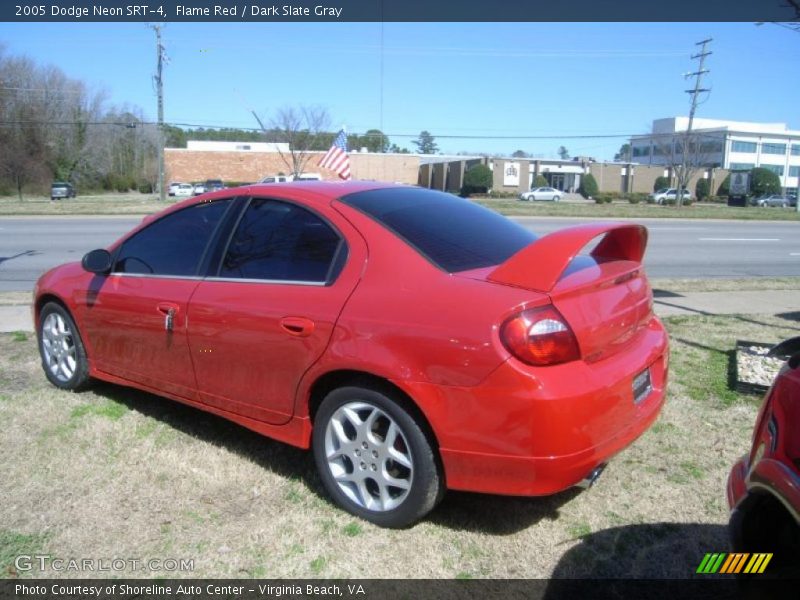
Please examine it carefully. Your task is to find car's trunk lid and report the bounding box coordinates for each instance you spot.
[480,222,653,362]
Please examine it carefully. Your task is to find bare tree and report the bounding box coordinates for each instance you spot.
[267,105,331,178]
[653,131,720,204]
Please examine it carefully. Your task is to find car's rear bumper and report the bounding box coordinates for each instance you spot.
[402,317,669,496]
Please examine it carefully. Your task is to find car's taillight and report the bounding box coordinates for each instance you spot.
[500,306,580,366]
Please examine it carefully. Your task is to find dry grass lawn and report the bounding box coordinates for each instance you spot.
[1,312,798,579]
[0,193,174,216]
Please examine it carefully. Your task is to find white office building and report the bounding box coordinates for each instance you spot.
[630,118,800,192]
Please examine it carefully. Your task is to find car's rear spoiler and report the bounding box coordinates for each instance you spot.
[487,222,648,292]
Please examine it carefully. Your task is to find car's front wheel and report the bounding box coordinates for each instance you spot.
[312,386,443,528]
[38,302,91,391]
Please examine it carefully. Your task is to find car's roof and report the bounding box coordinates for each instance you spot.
[158,181,408,220]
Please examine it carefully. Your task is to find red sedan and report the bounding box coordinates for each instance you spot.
[34,182,668,527]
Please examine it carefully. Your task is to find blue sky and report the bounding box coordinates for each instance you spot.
[2,21,798,159]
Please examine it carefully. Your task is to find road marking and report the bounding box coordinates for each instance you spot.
[698,238,780,242]
[791,252,800,256]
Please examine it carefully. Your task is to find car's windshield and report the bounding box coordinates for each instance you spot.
[341,187,536,273]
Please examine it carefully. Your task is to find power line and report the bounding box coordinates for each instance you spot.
[0,119,728,142]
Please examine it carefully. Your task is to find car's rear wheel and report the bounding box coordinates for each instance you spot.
[312,386,443,528]
[38,302,91,391]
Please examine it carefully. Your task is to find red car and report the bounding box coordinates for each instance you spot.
[727,337,800,575]
[34,182,668,527]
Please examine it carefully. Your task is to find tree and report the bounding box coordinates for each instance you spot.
[267,105,331,178]
[654,176,670,192]
[558,146,570,160]
[512,150,528,158]
[654,132,719,207]
[750,167,781,197]
[579,173,598,199]
[614,143,631,162]
[695,178,710,201]
[412,131,438,154]
[533,174,548,188]
[388,143,410,154]
[360,129,389,153]
[461,164,493,196]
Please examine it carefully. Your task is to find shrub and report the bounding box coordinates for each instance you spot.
[579,173,598,199]
[137,181,154,194]
[626,192,647,204]
[594,192,614,203]
[653,176,670,192]
[461,164,493,196]
[695,178,710,201]
[533,174,548,188]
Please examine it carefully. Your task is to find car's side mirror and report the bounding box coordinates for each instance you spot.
[82,249,112,274]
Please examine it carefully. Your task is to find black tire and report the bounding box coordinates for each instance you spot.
[312,385,443,528]
[37,302,91,391]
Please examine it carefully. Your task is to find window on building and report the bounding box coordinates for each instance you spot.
[731,141,757,153]
[762,165,784,176]
[235,144,252,151]
[219,198,344,283]
[791,144,800,156]
[699,140,723,153]
[762,143,787,155]
[729,163,755,171]
[788,166,799,177]
[632,146,650,157]
[115,200,232,276]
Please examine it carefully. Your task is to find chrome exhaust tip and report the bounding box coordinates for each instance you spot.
[576,463,607,489]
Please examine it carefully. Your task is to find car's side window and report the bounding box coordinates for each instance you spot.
[114,200,232,276]
[219,198,343,283]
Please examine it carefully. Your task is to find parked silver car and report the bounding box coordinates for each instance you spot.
[755,194,792,208]
[649,188,692,204]
[519,187,562,202]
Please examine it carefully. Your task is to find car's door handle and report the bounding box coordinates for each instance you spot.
[280,317,315,338]
[157,303,179,332]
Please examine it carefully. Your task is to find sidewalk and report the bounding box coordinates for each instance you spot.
[1,290,796,333]
[652,289,798,317]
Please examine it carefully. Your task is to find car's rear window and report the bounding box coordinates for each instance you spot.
[340,187,536,273]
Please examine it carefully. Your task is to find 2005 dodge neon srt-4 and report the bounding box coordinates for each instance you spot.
[34,182,668,527]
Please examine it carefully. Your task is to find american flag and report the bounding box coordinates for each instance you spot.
[319,129,351,180]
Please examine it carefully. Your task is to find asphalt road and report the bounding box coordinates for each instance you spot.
[0,215,798,292]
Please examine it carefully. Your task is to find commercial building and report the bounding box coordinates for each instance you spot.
[630,118,800,192]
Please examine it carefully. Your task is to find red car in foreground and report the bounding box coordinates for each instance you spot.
[728,337,800,575]
[34,182,668,527]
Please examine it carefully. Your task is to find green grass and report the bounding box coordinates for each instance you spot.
[342,522,363,537]
[70,398,129,421]
[0,530,49,575]
[474,198,800,221]
[11,331,28,342]
[309,556,326,574]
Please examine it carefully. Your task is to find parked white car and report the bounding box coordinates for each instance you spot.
[174,183,194,197]
[193,183,206,195]
[649,188,693,204]
[519,187,562,202]
[167,182,186,196]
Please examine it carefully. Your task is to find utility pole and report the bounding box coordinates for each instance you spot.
[677,38,712,206]
[149,24,166,202]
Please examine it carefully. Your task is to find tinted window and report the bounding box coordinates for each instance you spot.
[219,198,342,283]
[341,187,536,273]
[115,200,231,276]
